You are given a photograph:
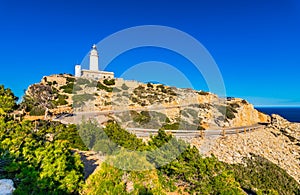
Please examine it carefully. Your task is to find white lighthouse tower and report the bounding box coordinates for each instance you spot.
[75,44,114,80]
[89,44,99,71]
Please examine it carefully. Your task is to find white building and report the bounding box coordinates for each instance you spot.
[75,44,114,80]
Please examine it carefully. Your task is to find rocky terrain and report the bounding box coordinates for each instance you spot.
[21,74,269,130]
[191,114,300,183]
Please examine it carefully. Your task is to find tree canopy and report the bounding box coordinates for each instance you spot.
[0,85,18,114]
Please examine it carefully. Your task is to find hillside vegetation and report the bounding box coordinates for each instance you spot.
[1,81,299,194]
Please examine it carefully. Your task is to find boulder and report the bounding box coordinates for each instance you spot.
[0,179,15,195]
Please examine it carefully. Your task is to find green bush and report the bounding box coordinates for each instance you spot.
[230,154,300,194]
[66,77,75,83]
[131,111,151,124]
[72,94,95,107]
[217,105,237,120]
[121,83,129,90]
[0,119,84,193]
[0,85,18,114]
[241,99,248,104]
[147,82,153,88]
[161,122,179,130]
[97,82,113,92]
[103,79,115,86]
[53,94,68,106]
[29,106,45,116]
[76,78,90,85]
[230,102,240,109]
[197,90,209,95]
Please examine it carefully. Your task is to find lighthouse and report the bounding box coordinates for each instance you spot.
[89,44,99,71]
[74,44,114,79]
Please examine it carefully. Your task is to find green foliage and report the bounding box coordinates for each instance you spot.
[197,90,209,95]
[0,118,84,194]
[104,122,147,151]
[230,154,300,195]
[121,83,129,90]
[60,82,74,94]
[78,120,148,154]
[131,110,151,124]
[0,85,18,114]
[35,121,87,150]
[147,82,153,88]
[82,151,163,194]
[103,79,115,86]
[76,78,90,85]
[148,129,172,148]
[53,94,68,106]
[161,122,179,130]
[97,81,113,92]
[86,80,98,88]
[81,163,126,195]
[217,105,237,120]
[241,99,248,104]
[158,146,244,194]
[72,94,96,107]
[66,77,75,83]
[229,102,240,109]
[20,84,56,115]
[29,106,45,116]
[156,84,165,90]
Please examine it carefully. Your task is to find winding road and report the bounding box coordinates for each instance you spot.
[126,124,264,138]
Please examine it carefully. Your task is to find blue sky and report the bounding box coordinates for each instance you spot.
[0,0,299,106]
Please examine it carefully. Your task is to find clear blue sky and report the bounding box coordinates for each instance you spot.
[0,0,299,106]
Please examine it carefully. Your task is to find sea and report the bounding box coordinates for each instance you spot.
[255,107,300,123]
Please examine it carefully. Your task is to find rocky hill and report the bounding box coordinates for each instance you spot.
[20,74,300,186]
[21,74,269,130]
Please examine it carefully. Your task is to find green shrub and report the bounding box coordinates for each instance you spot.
[72,94,95,107]
[230,154,300,195]
[121,83,129,90]
[103,79,115,86]
[131,111,151,124]
[230,102,240,109]
[97,82,113,92]
[147,82,153,88]
[197,90,209,95]
[161,122,179,130]
[60,82,75,93]
[217,105,237,120]
[0,85,18,114]
[53,94,68,106]
[76,78,90,85]
[66,77,75,83]
[29,106,45,116]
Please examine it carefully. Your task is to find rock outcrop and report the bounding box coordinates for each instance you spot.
[192,114,300,183]
[230,102,270,127]
[0,179,15,195]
